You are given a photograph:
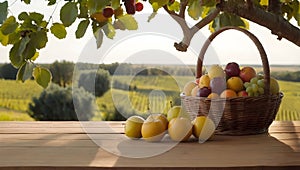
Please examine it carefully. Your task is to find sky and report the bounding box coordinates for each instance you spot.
[0,0,300,66]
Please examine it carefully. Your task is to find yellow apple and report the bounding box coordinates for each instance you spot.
[168,117,193,142]
[141,115,166,142]
[192,116,216,143]
[199,74,210,88]
[124,115,145,139]
[208,65,226,79]
[183,81,197,96]
[167,106,190,122]
[146,113,168,130]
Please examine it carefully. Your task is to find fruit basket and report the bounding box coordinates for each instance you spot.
[181,26,283,135]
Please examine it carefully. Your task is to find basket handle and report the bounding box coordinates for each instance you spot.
[196,26,270,96]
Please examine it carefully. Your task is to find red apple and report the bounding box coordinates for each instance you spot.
[239,66,256,82]
[237,90,248,97]
[225,62,240,78]
[197,87,211,97]
[210,77,226,94]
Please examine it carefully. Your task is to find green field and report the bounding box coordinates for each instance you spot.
[0,77,299,121]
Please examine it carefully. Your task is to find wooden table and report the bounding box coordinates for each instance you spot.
[0,121,299,169]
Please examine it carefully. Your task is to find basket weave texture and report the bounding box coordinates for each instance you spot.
[181,27,283,135]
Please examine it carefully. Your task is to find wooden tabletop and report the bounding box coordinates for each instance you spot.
[0,121,299,170]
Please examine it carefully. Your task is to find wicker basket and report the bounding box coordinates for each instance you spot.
[181,26,283,135]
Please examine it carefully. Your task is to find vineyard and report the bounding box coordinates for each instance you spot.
[0,77,299,121]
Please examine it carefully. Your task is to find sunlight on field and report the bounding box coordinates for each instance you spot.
[0,109,34,121]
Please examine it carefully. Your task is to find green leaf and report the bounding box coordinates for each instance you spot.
[118,14,138,30]
[33,66,52,89]
[60,2,78,27]
[76,19,90,38]
[29,12,44,25]
[50,23,67,39]
[188,0,202,20]
[8,31,21,45]
[102,22,115,39]
[94,28,103,49]
[18,12,29,21]
[0,30,9,46]
[0,1,8,24]
[22,42,36,60]
[113,20,126,30]
[30,30,48,49]
[9,40,26,68]
[112,0,120,9]
[47,0,56,6]
[1,16,19,35]
[17,62,33,82]
[21,0,31,4]
[31,52,39,61]
[78,1,89,18]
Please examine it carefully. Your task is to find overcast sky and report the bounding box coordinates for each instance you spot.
[0,0,299,65]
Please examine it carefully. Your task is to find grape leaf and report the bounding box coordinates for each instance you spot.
[118,14,138,30]
[0,1,8,24]
[102,22,115,39]
[1,16,19,35]
[30,52,39,61]
[29,12,44,25]
[0,30,9,46]
[78,1,88,18]
[76,19,90,38]
[30,30,48,49]
[33,66,52,89]
[188,0,202,20]
[18,12,29,21]
[9,40,25,68]
[112,0,120,9]
[60,2,78,27]
[94,28,103,49]
[87,0,110,14]
[22,42,36,60]
[50,23,67,39]
[17,62,33,82]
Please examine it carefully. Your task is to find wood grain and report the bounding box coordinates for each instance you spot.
[0,121,299,169]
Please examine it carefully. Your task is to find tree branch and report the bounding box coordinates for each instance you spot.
[218,0,300,47]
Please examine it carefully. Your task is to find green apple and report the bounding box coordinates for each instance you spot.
[167,106,190,122]
[168,117,193,142]
[270,77,280,95]
[192,116,215,143]
[141,115,166,142]
[124,115,145,139]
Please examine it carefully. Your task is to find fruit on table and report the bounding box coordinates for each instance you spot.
[192,116,215,142]
[270,77,280,95]
[208,65,226,79]
[197,87,211,97]
[227,76,244,92]
[141,115,166,142]
[244,77,266,97]
[167,106,190,122]
[220,89,237,98]
[210,77,227,94]
[183,81,197,96]
[124,115,145,139]
[146,113,168,130]
[225,62,240,78]
[239,66,256,82]
[168,117,193,142]
[199,74,210,88]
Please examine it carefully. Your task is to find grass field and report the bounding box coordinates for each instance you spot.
[0,76,299,121]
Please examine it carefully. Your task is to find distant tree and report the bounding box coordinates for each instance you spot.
[0,63,18,80]
[78,69,110,97]
[49,60,74,87]
[28,84,95,121]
